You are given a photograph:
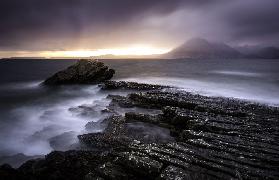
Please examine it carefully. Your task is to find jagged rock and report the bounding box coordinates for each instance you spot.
[125,112,160,124]
[159,166,190,180]
[115,152,163,178]
[78,116,131,149]
[107,95,135,108]
[80,114,174,148]
[128,91,258,117]
[101,81,169,90]
[18,150,112,180]
[92,86,279,179]
[44,59,115,85]
[2,81,279,179]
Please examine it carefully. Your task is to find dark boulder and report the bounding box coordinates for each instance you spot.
[44,59,115,85]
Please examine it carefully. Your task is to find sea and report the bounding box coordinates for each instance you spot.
[0,58,278,163]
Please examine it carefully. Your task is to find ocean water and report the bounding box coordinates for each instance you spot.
[0,58,278,159]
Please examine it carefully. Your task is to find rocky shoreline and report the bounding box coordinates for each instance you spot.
[1,60,278,179]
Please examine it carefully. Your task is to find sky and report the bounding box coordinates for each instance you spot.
[0,0,279,57]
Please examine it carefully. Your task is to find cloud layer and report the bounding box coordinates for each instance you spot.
[0,0,278,51]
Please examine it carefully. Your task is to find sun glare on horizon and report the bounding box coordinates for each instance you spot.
[40,45,171,58]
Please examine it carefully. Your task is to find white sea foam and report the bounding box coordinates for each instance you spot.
[0,81,42,91]
[210,70,263,77]
[118,77,279,106]
[0,85,111,156]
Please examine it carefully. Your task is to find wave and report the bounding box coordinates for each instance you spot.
[210,70,263,77]
[0,85,111,156]
[118,77,279,106]
[0,81,42,91]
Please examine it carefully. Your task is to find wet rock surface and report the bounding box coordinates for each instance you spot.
[101,80,170,90]
[1,81,279,179]
[44,60,115,85]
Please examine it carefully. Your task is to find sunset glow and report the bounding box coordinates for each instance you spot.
[39,45,171,58]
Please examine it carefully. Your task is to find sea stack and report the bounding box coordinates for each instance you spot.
[44,59,115,85]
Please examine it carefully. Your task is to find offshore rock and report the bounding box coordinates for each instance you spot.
[44,59,115,85]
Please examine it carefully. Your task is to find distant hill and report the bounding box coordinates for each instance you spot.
[164,38,242,59]
[164,38,279,59]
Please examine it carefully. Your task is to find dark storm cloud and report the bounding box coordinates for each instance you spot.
[221,0,279,45]
[0,0,278,51]
[0,0,220,50]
